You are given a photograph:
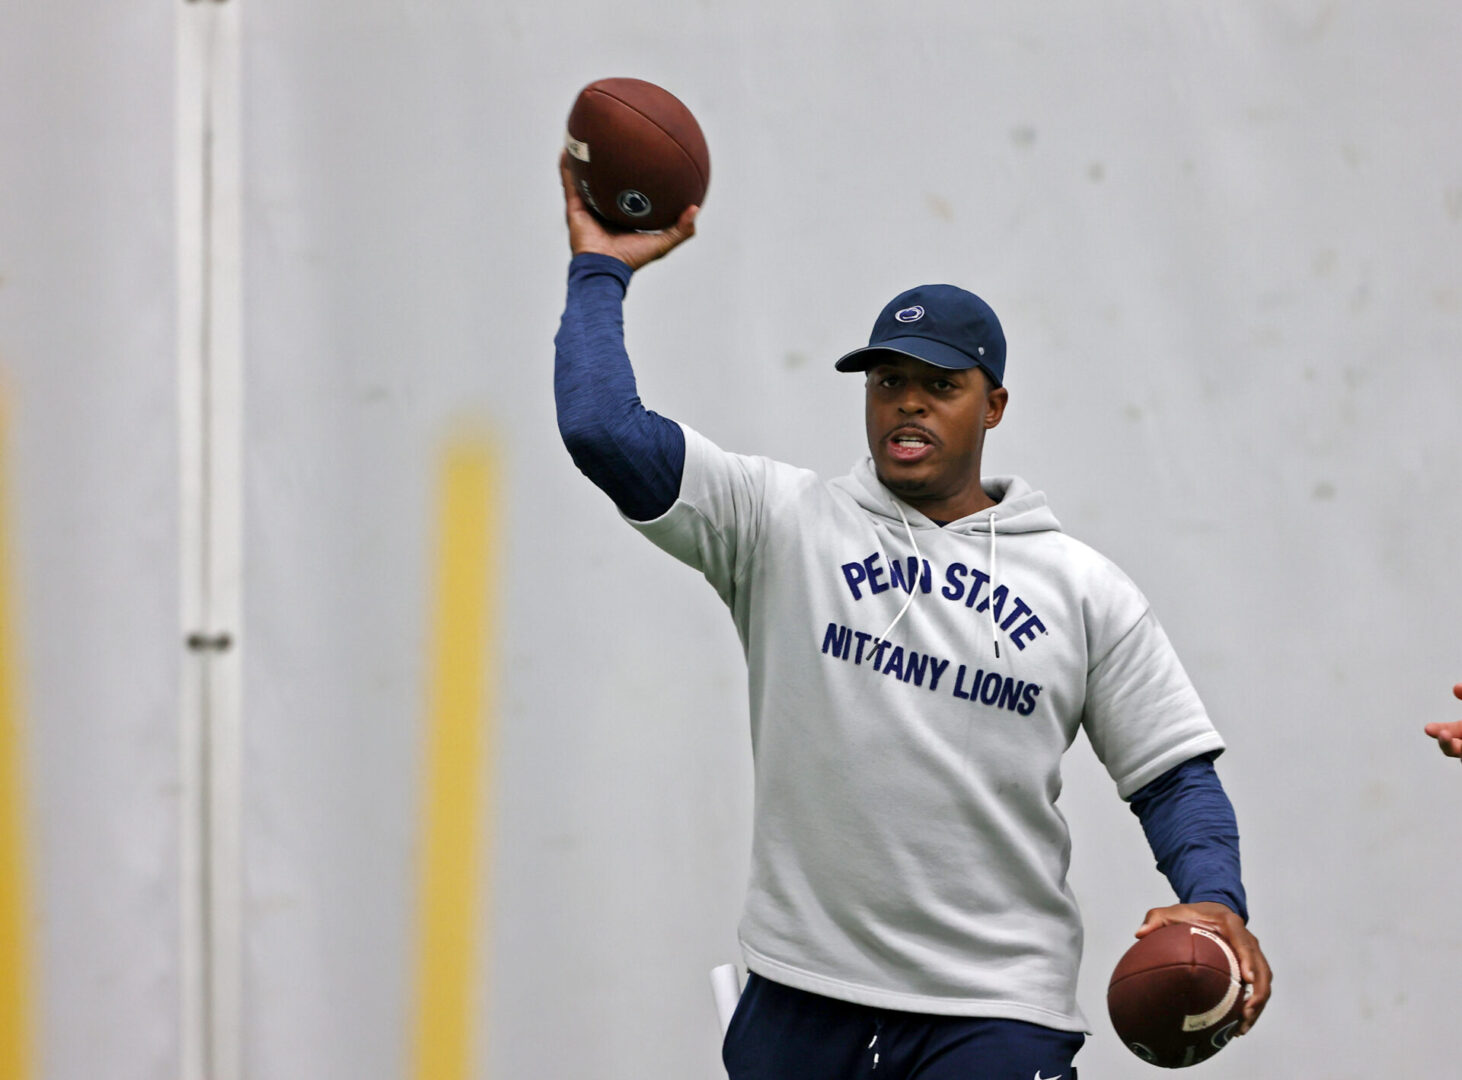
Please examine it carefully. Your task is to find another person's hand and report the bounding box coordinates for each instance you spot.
[1135,901,1272,1036]
[560,153,698,272]
[1422,683,1462,760]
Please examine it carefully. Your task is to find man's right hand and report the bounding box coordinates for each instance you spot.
[1422,683,1462,761]
[560,153,698,272]
[1134,902,1271,1036]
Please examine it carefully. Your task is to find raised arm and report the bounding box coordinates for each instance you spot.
[554,156,700,521]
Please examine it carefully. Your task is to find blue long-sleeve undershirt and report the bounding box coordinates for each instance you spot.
[553,251,1249,922]
[554,253,684,521]
[1128,752,1247,921]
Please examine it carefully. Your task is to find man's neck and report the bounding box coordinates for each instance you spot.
[899,479,996,522]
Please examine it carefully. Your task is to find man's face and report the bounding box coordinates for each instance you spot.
[864,354,1008,518]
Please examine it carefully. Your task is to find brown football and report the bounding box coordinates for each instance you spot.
[564,77,710,231]
[1107,923,1247,1068]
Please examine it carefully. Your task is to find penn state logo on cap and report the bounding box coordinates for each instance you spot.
[833,283,1007,386]
[616,189,652,218]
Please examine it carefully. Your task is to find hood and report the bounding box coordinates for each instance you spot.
[832,457,1063,535]
[832,459,1062,660]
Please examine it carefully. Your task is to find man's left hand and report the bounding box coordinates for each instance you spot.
[1135,901,1272,1036]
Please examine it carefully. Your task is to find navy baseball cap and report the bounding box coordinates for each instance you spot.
[834,284,1007,387]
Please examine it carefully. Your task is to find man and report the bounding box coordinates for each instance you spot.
[1423,683,1462,761]
[554,159,1271,1079]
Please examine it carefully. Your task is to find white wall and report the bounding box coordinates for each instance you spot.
[0,5,180,1079]
[2,2,1460,1078]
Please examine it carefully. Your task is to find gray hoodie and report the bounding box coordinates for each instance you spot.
[633,423,1223,1030]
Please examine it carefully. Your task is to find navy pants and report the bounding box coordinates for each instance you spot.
[723,973,1083,1080]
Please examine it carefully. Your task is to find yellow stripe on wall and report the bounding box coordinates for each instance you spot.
[412,438,499,1080]
[0,399,35,1080]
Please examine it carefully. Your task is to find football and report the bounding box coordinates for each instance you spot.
[564,77,710,231]
[1107,923,1247,1068]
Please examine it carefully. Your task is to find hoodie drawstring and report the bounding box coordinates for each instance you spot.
[872,500,922,647]
[988,513,1000,659]
[874,504,1004,661]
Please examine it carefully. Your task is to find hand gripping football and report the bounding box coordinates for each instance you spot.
[1107,923,1248,1068]
[564,77,710,231]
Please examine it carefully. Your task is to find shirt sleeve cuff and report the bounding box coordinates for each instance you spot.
[568,252,634,291]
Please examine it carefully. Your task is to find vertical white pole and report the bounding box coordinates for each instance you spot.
[710,964,741,1080]
[710,964,741,1033]
[177,3,243,1079]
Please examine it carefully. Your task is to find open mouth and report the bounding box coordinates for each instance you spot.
[886,426,937,463]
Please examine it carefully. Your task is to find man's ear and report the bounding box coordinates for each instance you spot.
[986,386,1009,429]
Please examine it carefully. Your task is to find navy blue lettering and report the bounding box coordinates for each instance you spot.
[888,557,931,595]
[1017,683,1042,716]
[882,646,905,680]
[988,584,1009,622]
[821,622,851,660]
[999,596,1032,631]
[963,568,991,609]
[864,553,890,595]
[841,561,868,600]
[869,639,891,670]
[1009,614,1047,651]
[927,657,950,692]
[952,664,971,699]
[817,617,1027,699]
[942,562,967,601]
